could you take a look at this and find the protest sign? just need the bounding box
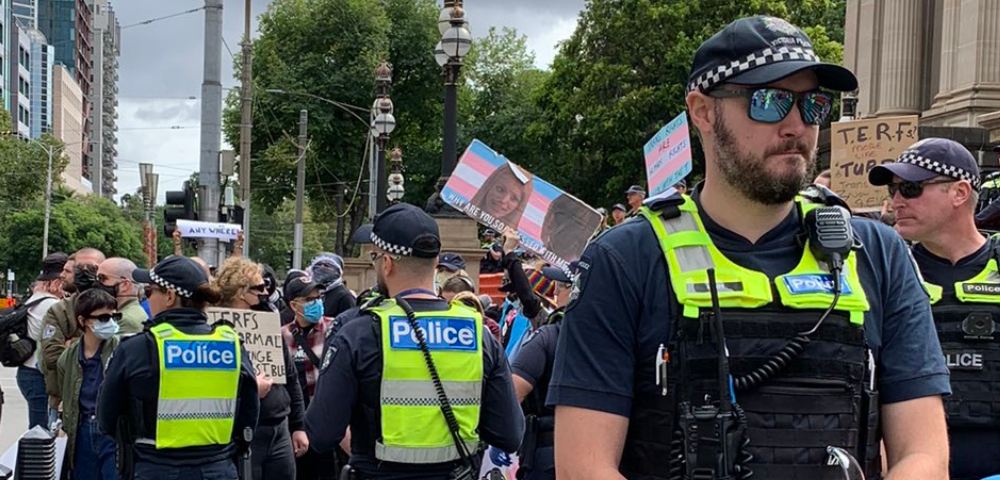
[442,140,604,269]
[830,116,919,212]
[644,112,693,196]
[207,307,286,383]
[177,219,242,242]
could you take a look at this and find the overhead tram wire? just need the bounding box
[122,6,208,30]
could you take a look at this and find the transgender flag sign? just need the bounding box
[442,140,604,269]
[644,111,693,196]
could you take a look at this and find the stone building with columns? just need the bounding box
[826,0,1000,167]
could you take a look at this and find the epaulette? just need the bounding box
[799,184,853,213]
[359,294,388,314]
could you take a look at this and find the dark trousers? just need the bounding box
[134,459,237,480]
[295,448,341,480]
[251,419,296,480]
[73,416,118,480]
[16,365,48,430]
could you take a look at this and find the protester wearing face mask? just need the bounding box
[307,253,356,320]
[57,289,121,480]
[40,247,106,412]
[215,257,308,480]
[96,257,148,335]
[16,253,67,430]
[281,274,345,480]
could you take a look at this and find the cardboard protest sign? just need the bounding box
[644,112,693,196]
[177,219,242,242]
[442,140,604,269]
[830,116,919,212]
[207,307,286,383]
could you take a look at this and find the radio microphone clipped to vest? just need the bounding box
[800,206,853,336]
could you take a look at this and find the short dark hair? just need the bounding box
[75,289,118,328]
[441,275,476,295]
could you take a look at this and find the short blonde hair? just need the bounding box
[214,257,263,307]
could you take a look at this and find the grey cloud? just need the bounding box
[132,101,200,123]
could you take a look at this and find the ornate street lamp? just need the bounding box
[387,147,405,204]
[371,62,395,213]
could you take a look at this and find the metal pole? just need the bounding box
[239,0,253,257]
[368,136,377,219]
[41,147,53,258]
[376,139,387,213]
[441,65,458,179]
[293,109,308,270]
[198,0,224,262]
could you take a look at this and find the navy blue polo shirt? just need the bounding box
[305,298,524,480]
[912,239,1000,480]
[79,341,106,417]
[548,194,951,417]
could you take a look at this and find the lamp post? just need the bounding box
[371,62,396,214]
[387,147,405,205]
[139,164,159,267]
[427,0,472,214]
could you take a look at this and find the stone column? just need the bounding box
[931,0,959,106]
[844,0,883,117]
[877,0,925,116]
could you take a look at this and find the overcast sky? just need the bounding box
[113,0,585,202]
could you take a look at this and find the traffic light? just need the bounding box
[163,181,197,237]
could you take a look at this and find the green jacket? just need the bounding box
[57,335,119,468]
[40,294,78,406]
[118,297,148,335]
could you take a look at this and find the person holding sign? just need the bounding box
[97,255,259,480]
[471,162,535,231]
[215,257,308,480]
[549,16,949,480]
[869,138,1000,480]
[304,203,523,480]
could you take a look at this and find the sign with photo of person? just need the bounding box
[442,140,604,269]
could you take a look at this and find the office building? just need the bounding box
[88,0,117,197]
[26,27,52,138]
[52,63,87,194]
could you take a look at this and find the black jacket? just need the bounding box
[258,338,306,432]
[321,284,356,319]
[98,308,260,466]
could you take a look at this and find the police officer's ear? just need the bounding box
[686,90,714,143]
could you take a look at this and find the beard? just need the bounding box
[712,115,815,205]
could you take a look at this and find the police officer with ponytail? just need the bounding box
[870,138,1000,480]
[549,16,950,480]
[304,203,523,480]
[98,255,260,480]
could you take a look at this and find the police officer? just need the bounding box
[869,138,999,480]
[624,185,646,218]
[98,255,260,480]
[549,16,951,480]
[304,203,523,480]
[510,263,577,480]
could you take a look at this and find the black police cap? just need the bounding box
[357,203,442,259]
[132,255,210,298]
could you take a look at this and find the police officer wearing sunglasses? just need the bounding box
[304,203,523,480]
[549,16,950,480]
[870,138,1000,480]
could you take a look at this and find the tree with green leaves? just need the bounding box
[524,0,848,209]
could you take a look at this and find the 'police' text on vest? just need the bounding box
[390,317,478,351]
[164,340,238,370]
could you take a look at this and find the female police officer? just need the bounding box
[98,255,260,480]
[304,203,523,480]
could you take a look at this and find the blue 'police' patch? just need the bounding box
[389,317,477,351]
[783,274,852,295]
[163,340,238,370]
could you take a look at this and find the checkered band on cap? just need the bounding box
[688,46,820,92]
[370,232,413,257]
[897,151,982,189]
[149,269,194,298]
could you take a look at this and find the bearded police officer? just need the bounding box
[98,256,260,480]
[548,16,950,480]
[304,203,523,480]
[869,138,999,480]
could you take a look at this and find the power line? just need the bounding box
[121,6,207,30]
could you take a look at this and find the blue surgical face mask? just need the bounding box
[302,299,324,323]
[93,319,119,340]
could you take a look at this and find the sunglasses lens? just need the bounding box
[888,182,924,199]
[801,92,834,125]
[749,89,794,123]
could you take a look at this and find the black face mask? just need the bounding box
[252,295,272,312]
[74,266,98,292]
[98,281,120,299]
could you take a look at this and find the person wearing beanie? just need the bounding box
[308,253,356,319]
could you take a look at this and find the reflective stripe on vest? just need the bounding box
[152,322,241,449]
[373,300,483,464]
[925,244,1000,305]
[638,197,870,322]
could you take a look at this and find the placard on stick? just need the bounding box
[830,116,919,212]
[644,112,693,196]
[207,307,286,383]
